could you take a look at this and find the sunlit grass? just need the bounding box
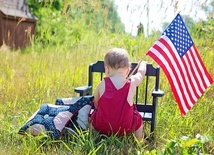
[1,0,214,153]
[0,30,213,154]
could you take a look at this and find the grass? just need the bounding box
[0,30,214,154]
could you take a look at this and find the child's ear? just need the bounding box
[105,66,109,76]
[126,68,130,76]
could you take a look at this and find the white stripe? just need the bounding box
[186,48,206,92]
[182,56,202,97]
[157,38,197,104]
[190,46,211,88]
[149,41,189,113]
[158,36,194,108]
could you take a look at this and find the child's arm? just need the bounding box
[130,61,147,86]
[93,80,105,108]
[127,61,147,105]
[93,85,100,108]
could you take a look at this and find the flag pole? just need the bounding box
[127,59,143,78]
[127,12,182,79]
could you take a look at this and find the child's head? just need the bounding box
[104,48,130,70]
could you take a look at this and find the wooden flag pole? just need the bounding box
[127,59,143,79]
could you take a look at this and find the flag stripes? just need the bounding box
[147,35,213,115]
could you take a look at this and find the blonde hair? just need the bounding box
[104,48,130,69]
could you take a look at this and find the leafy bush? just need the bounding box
[162,134,212,154]
[26,0,124,49]
[190,18,214,47]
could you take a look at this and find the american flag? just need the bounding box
[146,14,213,115]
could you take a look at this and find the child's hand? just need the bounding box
[138,61,147,72]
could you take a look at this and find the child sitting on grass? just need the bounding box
[90,47,147,142]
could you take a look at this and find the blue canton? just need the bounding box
[162,14,194,57]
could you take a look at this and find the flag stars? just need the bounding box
[163,15,194,57]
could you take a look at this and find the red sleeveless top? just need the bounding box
[91,77,142,136]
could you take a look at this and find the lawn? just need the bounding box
[0,31,213,154]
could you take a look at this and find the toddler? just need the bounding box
[90,48,147,141]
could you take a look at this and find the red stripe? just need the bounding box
[147,37,213,115]
[159,38,192,109]
[184,51,204,94]
[147,38,190,114]
[181,56,200,99]
[152,43,187,106]
[193,45,214,85]
[147,51,186,115]
[189,47,208,91]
